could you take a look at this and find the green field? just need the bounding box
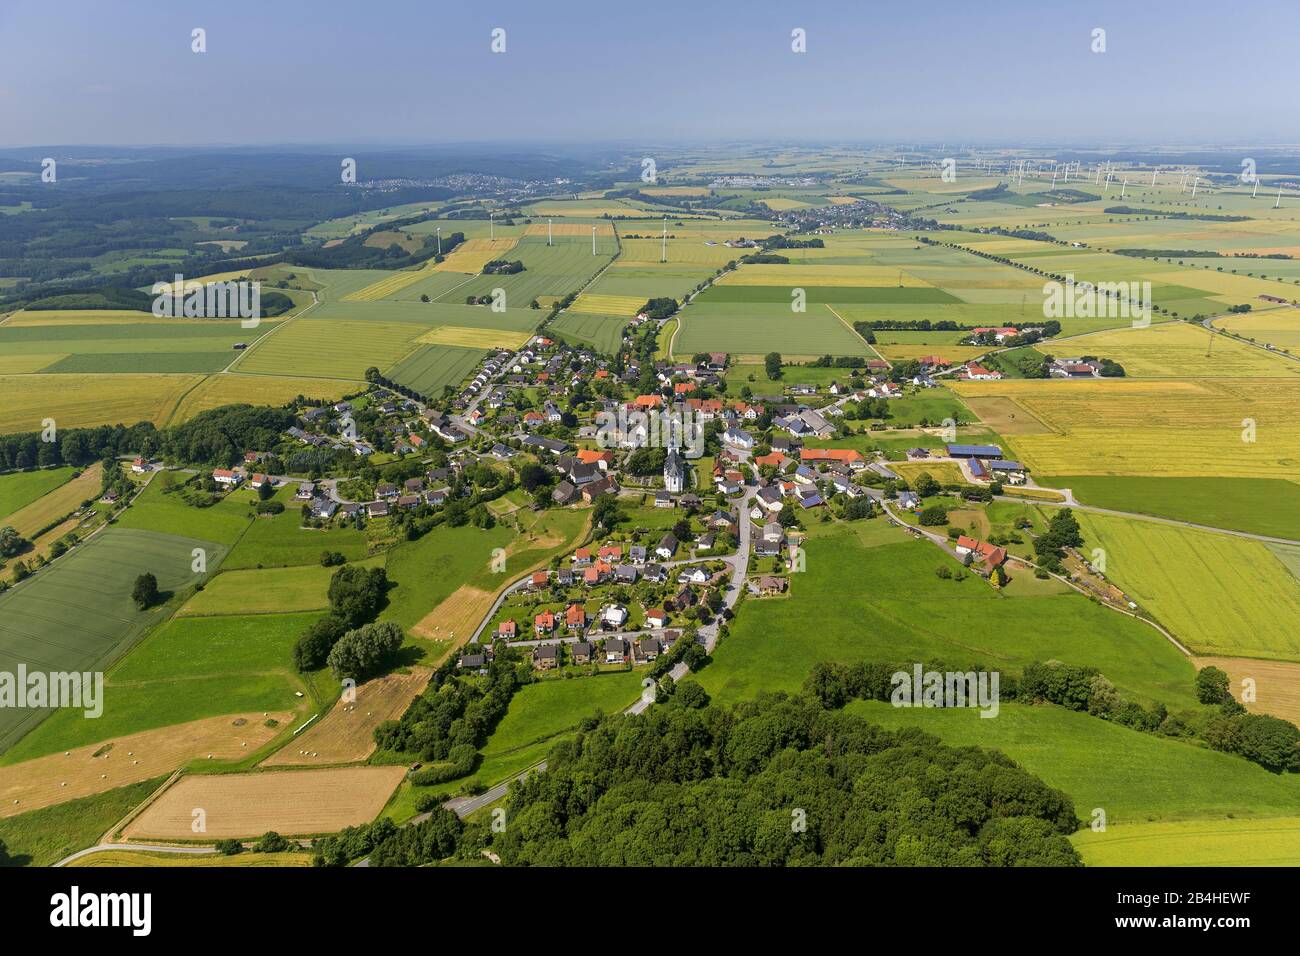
[0,528,226,752]
[0,467,75,523]
[178,558,381,615]
[1076,511,1300,660]
[695,523,1197,709]
[1052,475,1300,539]
[385,344,485,396]
[0,319,279,374]
[113,480,255,545]
[548,311,628,354]
[674,303,873,358]
[222,500,370,570]
[109,611,317,683]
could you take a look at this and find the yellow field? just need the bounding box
[1077,511,1300,660]
[891,460,966,485]
[1065,322,1300,378]
[525,205,630,219]
[0,354,64,373]
[123,766,407,840]
[165,372,358,425]
[0,712,293,818]
[959,395,1053,435]
[153,269,255,294]
[342,263,437,301]
[717,264,933,287]
[261,669,431,766]
[415,326,531,349]
[3,309,158,327]
[1216,310,1300,349]
[759,197,812,210]
[828,196,861,205]
[4,463,101,539]
[70,850,311,867]
[234,318,425,379]
[1192,656,1300,724]
[569,293,645,316]
[1072,817,1300,866]
[874,343,989,364]
[433,237,520,274]
[0,373,204,434]
[523,222,616,238]
[949,378,1300,478]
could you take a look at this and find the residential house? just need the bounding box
[532,643,560,671]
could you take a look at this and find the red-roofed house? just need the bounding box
[534,611,555,635]
[565,603,587,632]
[955,535,1008,569]
[800,449,865,469]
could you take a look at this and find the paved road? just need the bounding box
[1203,311,1299,362]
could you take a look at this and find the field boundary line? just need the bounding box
[223,289,319,375]
[825,304,884,360]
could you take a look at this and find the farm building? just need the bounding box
[946,444,1002,459]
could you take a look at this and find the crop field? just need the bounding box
[0,318,280,374]
[874,343,990,364]
[165,372,356,424]
[1191,656,1300,725]
[385,344,485,395]
[617,238,739,267]
[1064,322,1300,379]
[0,528,226,752]
[0,467,74,523]
[261,668,431,766]
[716,264,935,287]
[1215,309,1300,350]
[523,201,639,218]
[549,311,627,353]
[673,302,873,359]
[522,221,617,238]
[433,237,519,273]
[123,765,407,840]
[1046,476,1300,538]
[236,317,428,380]
[0,712,292,817]
[0,373,204,434]
[569,292,645,315]
[444,237,617,306]
[1071,817,1300,867]
[414,325,531,350]
[341,262,442,301]
[948,378,1300,478]
[1076,512,1300,661]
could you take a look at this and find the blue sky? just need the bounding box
[1,0,1296,146]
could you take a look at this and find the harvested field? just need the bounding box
[122,765,406,840]
[1192,657,1300,725]
[411,585,493,644]
[261,668,431,766]
[168,373,356,424]
[960,394,1053,435]
[0,712,291,818]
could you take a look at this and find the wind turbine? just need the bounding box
[1275,187,1283,209]
[592,226,597,255]
[547,219,553,246]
